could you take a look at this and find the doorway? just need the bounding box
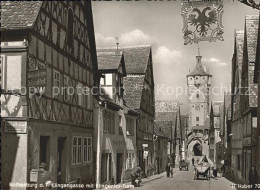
[116,153,123,184]
[57,137,66,187]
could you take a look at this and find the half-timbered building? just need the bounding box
[1,1,97,188]
[94,49,139,185]
[122,46,155,177]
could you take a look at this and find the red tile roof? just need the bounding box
[1,1,42,30]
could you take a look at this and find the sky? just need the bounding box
[91,1,259,115]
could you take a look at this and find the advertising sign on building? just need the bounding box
[5,120,27,134]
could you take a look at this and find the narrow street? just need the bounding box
[134,168,234,190]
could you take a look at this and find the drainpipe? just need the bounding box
[96,101,107,188]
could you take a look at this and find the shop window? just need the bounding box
[40,136,50,167]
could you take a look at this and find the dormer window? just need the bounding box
[67,8,74,47]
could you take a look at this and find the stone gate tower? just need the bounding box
[186,54,212,159]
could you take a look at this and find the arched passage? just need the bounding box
[193,143,202,156]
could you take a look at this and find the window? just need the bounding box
[77,82,84,106]
[67,8,74,47]
[126,117,134,135]
[196,117,199,121]
[158,139,161,150]
[72,137,82,164]
[119,115,123,135]
[101,74,113,86]
[125,152,135,169]
[237,155,240,170]
[53,70,61,98]
[103,111,115,134]
[40,136,50,167]
[83,137,92,163]
[64,75,70,101]
[196,93,199,98]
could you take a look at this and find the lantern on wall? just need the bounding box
[181,0,224,45]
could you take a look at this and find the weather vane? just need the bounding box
[181,0,224,45]
[115,36,119,50]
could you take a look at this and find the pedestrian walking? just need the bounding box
[192,158,195,166]
[165,163,171,178]
[249,166,259,190]
[130,166,142,187]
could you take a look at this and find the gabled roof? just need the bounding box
[97,45,151,74]
[123,76,145,110]
[254,16,260,83]
[122,46,151,74]
[154,125,168,139]
[245,15,259,63]
[155,112,177,122]
[187,56,211,77]
[154,120,173,139]
[1,1,43,30]
[97,51,123,70]
[235,30,245,73]
[243,15,259,108]
[97,50,126,76]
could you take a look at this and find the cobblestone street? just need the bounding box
[109,167,235,190]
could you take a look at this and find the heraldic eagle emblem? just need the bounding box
[181,0,224,45]
[188,7,218,37]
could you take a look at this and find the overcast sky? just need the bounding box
[92,1,259,114]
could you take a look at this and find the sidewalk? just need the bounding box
[101,168,179,190]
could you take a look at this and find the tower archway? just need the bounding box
[193,143,202,156]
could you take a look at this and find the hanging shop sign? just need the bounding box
[181,0,224,45]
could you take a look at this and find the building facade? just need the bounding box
[231,15,259,184]
[153,125,169,174]
[253,12,260,185]
[122,46,155,177]
[155,101,181,167]
[186,54,212,160]
[240,15,258,183]
[209,101,224,168]
[231,30,244,182]
[1,1,97,189]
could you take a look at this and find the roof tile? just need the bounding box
[1,1,42,30]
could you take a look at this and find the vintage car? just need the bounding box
[179,160,189,171]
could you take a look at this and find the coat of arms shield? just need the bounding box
[181,0,224,45]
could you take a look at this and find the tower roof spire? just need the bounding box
[186,51,212,77]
